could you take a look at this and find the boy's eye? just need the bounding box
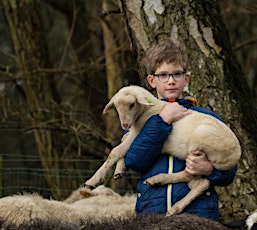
[157,74,169,82]
[173,72,183,77]
[158,74,168,79]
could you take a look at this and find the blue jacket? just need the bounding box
[124,98,237,221]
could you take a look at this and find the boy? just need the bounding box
[124,39,237,221]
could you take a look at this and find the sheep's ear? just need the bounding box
[79,188,94,198]
[145,97,154,104]
[103,99,115,114]
[136,96,154,105]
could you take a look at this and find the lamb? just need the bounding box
[84,85,241,216]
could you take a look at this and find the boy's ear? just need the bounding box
[147,75,156,89]
[185,72,191,84]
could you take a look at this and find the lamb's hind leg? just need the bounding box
[144,170,193,186]
[166,178,210,216]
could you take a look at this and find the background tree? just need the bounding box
[221,0,257,104]
[1,0,84,199]
[0,0,139,199]
[118,0,257,222]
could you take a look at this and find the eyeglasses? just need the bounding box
[153,71,186,83]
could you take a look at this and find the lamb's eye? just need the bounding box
[129,103,135,109]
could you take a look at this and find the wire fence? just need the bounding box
[0,154,139,199]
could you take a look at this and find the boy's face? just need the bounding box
[147,62,190,99]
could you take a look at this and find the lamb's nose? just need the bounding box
[122,123,129,129]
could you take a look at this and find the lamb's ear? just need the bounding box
[136,95,154,105]
[103,99,115,114]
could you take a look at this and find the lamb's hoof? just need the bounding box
[114,173,123,180]
[144,178,161,186]
[84,182,95,190]
[166,207,180,217]
[144,180,152,186]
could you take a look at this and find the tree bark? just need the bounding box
[119,0,257,222]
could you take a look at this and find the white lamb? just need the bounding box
[84,85,241,216]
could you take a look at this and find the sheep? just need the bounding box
[0,217,82,230]
[84,85,241,217]
[0,193,85,227]
[79,213,231,230]
[64,184,120,204]
[224,209,257,230]
[0,185,136,228]
[247,211,257,230]
[69,188,136,223]
[0,213,231,230]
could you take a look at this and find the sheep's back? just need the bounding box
[70,194,136,222]
[0,194,84,226]
[162,111,241,170]
[0,194,51,225]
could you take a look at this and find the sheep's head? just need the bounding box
[103,86,155,130]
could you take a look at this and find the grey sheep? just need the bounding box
[0,213,230,230]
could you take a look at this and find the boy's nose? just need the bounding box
[168,76,176,83]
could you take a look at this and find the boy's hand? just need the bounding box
[185,150,214,176]
[159,102,191,124]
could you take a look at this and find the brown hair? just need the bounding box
[142,38,188,74]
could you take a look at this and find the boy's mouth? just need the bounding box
[166,88,177,93]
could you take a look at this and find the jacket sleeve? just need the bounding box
[207,165,238,186]
[124,114,172,174]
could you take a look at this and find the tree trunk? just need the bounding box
[119,0,257,222]
[101,0,133,191]
[1,0,79,200]
[101,0,124,148]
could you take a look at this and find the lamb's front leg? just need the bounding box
[144,170,194,186]
[113,133,129,180]
[114,158,126,180]
[85,145,126,189]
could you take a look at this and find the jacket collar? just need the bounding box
[161,97,198,108]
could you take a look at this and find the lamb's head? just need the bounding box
[103,86,156,130]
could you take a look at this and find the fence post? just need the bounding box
[0,155,2,197]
